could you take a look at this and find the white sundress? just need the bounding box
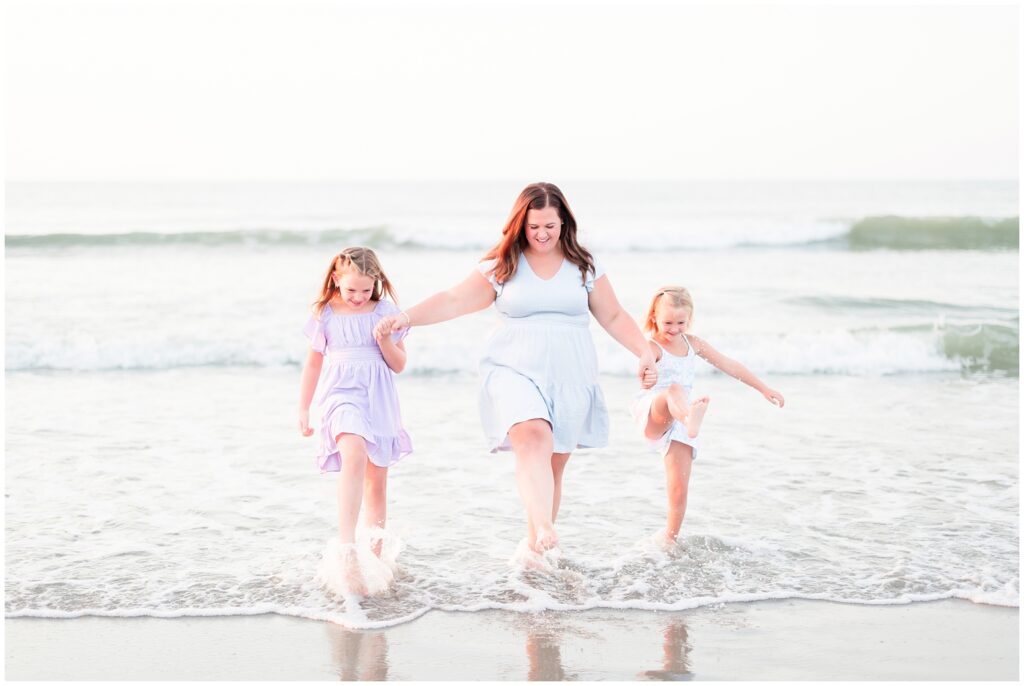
[630,336,700,460]
[476,256,609,454]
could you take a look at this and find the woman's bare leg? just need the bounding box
[508,419,558,552]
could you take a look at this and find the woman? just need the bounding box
[374,182,656,553]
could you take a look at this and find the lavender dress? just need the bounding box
[303,299,412,473]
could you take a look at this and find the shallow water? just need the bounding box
[5,180,1019,627]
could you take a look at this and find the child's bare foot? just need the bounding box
[368,529,384,559]
[654,528,677,550]
[686,396,710,438]
[665,384,691,424]
[341,544,368,595]
[532,524,559,553]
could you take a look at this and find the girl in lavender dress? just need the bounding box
[298,247,411,595]
[375,183,657,558]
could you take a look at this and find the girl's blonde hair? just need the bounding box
[643,286,694,334]
[312,246,398,316]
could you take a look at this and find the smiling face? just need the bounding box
[653,301,692,341]
[523,206,562,255]
[333,270,376,309]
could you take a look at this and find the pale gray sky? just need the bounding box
[5,1,1019,181]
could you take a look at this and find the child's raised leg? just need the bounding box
[647,385,711,440]
[663,441,694,542]
[362,462,388,558]
[686,397,710,439]
[645,383,691,440]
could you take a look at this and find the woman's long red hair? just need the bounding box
[482,182,595,286]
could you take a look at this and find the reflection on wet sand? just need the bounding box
[325,623,389,681]
[526,626,569,681]
[640,619,694,680]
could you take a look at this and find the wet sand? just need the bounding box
[4,598,1018,680]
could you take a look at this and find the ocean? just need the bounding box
[4,179,1018,628]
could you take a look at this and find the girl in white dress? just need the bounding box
[632,286,785,543]
[375,182,657,554]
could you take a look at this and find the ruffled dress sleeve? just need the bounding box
[584,256,606,293]
[377,300,410,343]
[302,308,329,354]
[476,259,503,295]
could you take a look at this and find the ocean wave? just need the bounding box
[842,216,1019,250]
[786,295,1018,318]
[6,322,1017,375]
[5,588,1018,630]
[6,215,1017,252]
[3,226,449,250]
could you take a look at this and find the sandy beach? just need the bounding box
[4,599,1017,680]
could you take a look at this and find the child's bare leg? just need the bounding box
[686,397,710,439]
[337,434,369,544]
[665,384,691,423]
[645,384,690,440]
[551,453,571,523]
[509,419,558,553]
[664,441,694,541]
[336,433,369,594]
[362,462,388,557]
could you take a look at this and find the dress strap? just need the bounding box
[649,339,665,361]
[681,334,694,356]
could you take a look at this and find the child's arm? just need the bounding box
[689,335,785,407]
[375,334,407,374]
[298,349,324,435]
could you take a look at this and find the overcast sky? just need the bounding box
[5,1,1019,181]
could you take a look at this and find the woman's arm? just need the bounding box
[588,274,650,358]
[690,335,785,407]
[588,274,657,388]
[376,336,407,373]
[298,349,324,435]
[375,269,496,336]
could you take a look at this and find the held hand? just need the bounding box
[638,351,658,390]
[298,409,314,436]
[373,315,404,340]
[764,389,785,408]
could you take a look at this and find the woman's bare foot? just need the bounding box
[686,396,710,438]
[532,524,559,553]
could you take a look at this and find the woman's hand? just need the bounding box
[639,350,658,389]
[298,409,314,436]
[373,315,404,340]
[763,389,785,407]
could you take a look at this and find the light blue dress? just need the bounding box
[476,256,609,454]
[630,336,700,460]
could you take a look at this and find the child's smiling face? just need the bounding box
[334,270,376,309]
[654,301,692,340]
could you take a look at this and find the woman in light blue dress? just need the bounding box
[374,183,657,553]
